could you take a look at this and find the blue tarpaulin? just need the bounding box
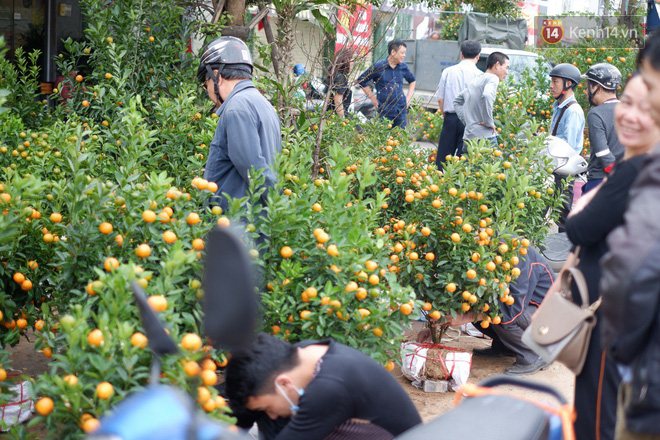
[649,0,660,32]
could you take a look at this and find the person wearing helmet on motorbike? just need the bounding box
[197,36,281,211]
[548,63,585,232]
[292,64,308,100]
[582,63,624,194]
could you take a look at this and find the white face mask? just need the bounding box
[274,382,304,416]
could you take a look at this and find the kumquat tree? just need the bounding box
[0,0,603,436]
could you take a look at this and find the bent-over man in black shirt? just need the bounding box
[225,333,422,440]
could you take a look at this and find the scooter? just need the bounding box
[397,375,574,440]
[301,77,368,120]
[541,135,588,271]
[544,135,588,177]
[352,85,377,120]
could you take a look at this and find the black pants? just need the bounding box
[573,317,621,440]
[553,173,574,233]
[476,305,539,365]
[436,112,464,170]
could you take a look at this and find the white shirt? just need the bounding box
[434,59,483,113]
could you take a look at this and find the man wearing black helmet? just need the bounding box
[197,37,281,211]
[582,63,624,194]
[548,63,585,231]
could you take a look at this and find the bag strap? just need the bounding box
[560,266,601,311]
[573,245,581,262]
[551,100,577,136]
[560,267,589,306]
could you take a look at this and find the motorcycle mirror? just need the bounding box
[130,281,179,357]
[202,225,258,352]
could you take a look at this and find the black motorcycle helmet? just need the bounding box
[583,63,622,106]
[549,63,582,99]
[583,63,622,90]
[197,36,253,103]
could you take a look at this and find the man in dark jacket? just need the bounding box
[600,30,660,439]
[197,37,281,212]
[472,245,554,375]
[424,246,554,376]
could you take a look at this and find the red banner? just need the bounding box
[519,1,540,39]
[335,2,372,55]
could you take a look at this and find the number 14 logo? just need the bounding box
[541,20,564,44]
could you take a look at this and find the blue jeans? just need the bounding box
[381,108,408,129]
[582,179,603,195]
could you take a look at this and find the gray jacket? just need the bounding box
[600,144,660,434]
[203,80,281,211]
[586,101,624,180]
[453,72,499,140]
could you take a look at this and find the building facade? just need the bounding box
[1,0,83,82]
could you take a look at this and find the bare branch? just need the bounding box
[212,0,226,24]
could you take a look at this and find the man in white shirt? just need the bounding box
[434,40,482,170]
[454,52,510,148]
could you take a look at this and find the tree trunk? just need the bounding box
[271,1,296,125]
[218,0,250,39]
[617,0,635,30]
[276,2,295,80]
[258,2,280,78]
[225,0,246,27]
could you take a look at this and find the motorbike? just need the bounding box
[299,76,375,122]
[397,375,574,440]
[543,135,588,177]
[351,84,377,120]
[90,225,575,440]
[540,135,588,272]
